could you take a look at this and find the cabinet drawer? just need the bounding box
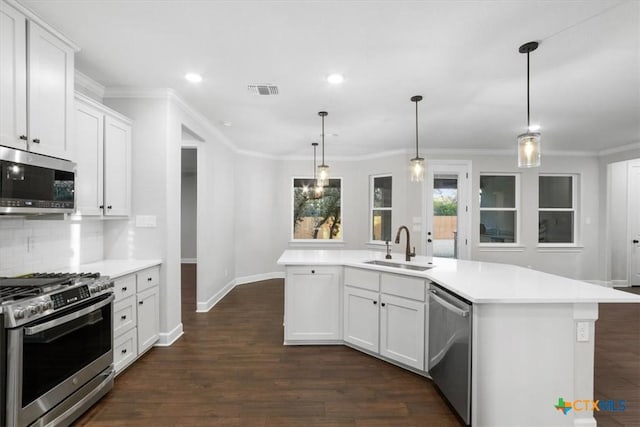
[381,273,425,301]
[113,274,136,301]
[344,267,379,292]
[113,295,136,338]
[137,266,160,292]
[114,327,137,375]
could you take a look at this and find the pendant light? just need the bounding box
[517,41,541,168]
[311,142,323,197]
[316,111,330,187]
[409,95,425,182]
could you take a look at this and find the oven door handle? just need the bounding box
[24,295,114,336]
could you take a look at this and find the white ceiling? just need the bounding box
[22,0,640,158]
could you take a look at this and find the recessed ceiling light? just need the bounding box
[185,73,203,83]
[327,73,344,84]
[222,121,232,127]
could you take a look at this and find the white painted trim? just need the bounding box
[573,418,597,427]
[598,141,640,157]
[74,70,106,100]
[235,272,285,285]
[584,280,614,288]
[181,258,197,264]
[612,279,629,288]
[74,91,132,124]
[5,0,80,51]
[196,279,235,312]
[155,323,184,346]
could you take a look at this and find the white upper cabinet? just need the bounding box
[0,2,27,149]
[0,1,75,159]
[75,94,132,217]
[27,21,74,159]
[103,115,131,216]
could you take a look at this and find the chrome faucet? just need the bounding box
[395,226,416,262]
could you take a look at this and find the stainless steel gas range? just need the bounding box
[0,273,115,427]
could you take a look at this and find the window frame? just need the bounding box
[478,173,521,247]
[369,174,393,244]
[290,176,344,243]
[538,173,579,247]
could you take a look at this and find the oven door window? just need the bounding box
[21,297,112,407]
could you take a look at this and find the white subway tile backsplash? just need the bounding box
[0,218,104,276]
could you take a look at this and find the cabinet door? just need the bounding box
[0,3,27,149]
[380,294,425,370]
[137,286,159,354]
[343,286,379,353]
[284,266,341,342]
[103,115,131,216]
[74,100,104,215]
[27,21,74,159]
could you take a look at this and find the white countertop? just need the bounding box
[277,250,640,304]
[58,259,162,279]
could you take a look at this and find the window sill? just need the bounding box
[289,240,346,247]
[537,245,584,253]
[477,244,525,252]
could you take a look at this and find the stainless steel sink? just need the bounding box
[364,260,433,271]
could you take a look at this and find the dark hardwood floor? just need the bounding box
[73,271,639,426]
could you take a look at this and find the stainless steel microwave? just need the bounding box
[0,146,76,214]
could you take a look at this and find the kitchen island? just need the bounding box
[277,249,640,427]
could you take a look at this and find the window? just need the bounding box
[479,174,519,244]
[292,178,342,240]
[370,175,392,242]
[538,175,577,244]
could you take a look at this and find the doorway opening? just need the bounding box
[424,161,471,259]
[181,130,200,314]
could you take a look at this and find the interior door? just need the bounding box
[630,160,640,286]
[424,161,471,259]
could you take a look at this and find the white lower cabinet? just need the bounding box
[379,294,425,370]
[284,266,342,343]
[343,286,379,353]
[112,265,160,375]
[342,267,426,371]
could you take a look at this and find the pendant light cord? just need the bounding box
[415,99,419,157]
[527,51,531,129]
[321,115,325,164]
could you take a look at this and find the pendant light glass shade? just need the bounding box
[311,142,323,197]
[518,41,541,168]
[517,132,541,168]
[410,157,425,182]
[316,111,330,186]
[409,95,425,182]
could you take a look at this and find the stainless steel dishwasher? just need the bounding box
[428,282,472,425]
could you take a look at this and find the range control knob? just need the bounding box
[45,301,54,311]
[37,302,47,313]
[14,307,25,320]
[28,305,38,315]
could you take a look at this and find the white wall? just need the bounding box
[235,151,603,281]
[0,217,104,277]
[180,171,197,261]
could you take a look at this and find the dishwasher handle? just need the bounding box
[429,290,469,318]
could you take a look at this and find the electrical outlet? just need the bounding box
[577,322,589,342]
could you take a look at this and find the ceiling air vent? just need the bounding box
[248,84,279,95]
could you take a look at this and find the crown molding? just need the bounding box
[7,0,80,51]
[74,70,106,100]
[597,141,640,157]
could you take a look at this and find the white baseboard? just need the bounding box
[612,279,629,288]
[156,323,184,346]
[181,258,197,264]
[584,280,614,288]
[195,272,284,313]
[573,417,597,427]
[235,271,285,286]
[196,278,235,312]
